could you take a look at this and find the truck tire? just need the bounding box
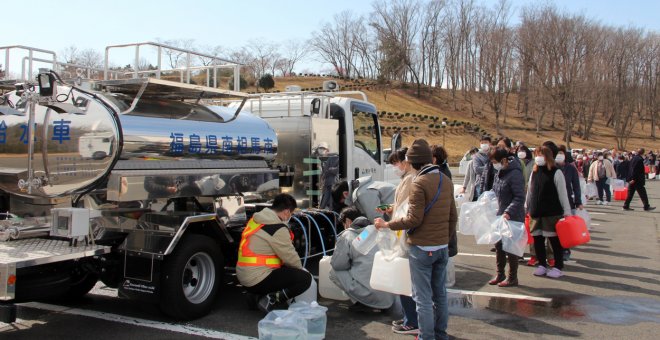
[159,234,224,320]
[65,271,99,299]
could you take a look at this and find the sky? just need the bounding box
[2,0,659,75]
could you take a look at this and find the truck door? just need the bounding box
[349,102,382,181]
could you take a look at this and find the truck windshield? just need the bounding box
[351,102,380,163]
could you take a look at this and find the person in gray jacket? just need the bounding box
[472,136,493,199]
[488,148,526,287]
[331,177,396,222]
[330,207,396,311]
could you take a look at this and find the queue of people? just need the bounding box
[235,137,655,340]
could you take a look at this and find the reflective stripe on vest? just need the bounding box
[237,218,284,268]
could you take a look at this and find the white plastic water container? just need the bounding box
[369,250,412,296]
[288,301,328,340]
[258,310,307,340]
[318,256,350,301]
[351,225,379,255]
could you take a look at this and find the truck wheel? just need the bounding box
[65,271,99,299]
[159,234,224,320]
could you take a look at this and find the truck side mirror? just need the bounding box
[310,98,321,115]
[391,132,401,152]
[37,72,56,98]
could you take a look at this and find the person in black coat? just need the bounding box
[488,148,525,287]
[623,148,655,211]
[616,155,630,180]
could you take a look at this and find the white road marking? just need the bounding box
[589,212,606,215]
[447,289,553,303]
[17,302,257,340]
[456,253,496,258]
[591,223,601,226]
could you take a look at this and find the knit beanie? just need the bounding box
[406,139,433,164]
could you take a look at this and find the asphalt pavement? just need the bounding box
[2,172,659,339]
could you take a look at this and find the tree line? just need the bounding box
[311,0,660,149]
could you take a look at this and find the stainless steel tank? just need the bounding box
[0,86,277,198]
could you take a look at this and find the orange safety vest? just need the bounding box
[236,218,294,268]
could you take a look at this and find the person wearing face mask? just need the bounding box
[466,136,492,200]
[557,145,583,262]
[526,146,572,279]
[488,148,525,287]
[616,155,630,180]
[236,194,314,312]
[460,147,480,202]
[587,152,616,205]
[383,147,421,335]
[330,207,396,313]
[516,145,534,188]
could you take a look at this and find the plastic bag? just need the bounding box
[475,214,503,245]
[458,201,479,235]
[391,199,410,256]
[575,209,592,230]
[445,257,455,287]
[376,228,398,258]
[500,219,528,257]
[610,179,625,191]
[586,182,598,198]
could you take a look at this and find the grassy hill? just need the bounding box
[242,76,658,162]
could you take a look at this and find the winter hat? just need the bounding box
[406,139,433,164]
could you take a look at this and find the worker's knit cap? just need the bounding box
[406,139,433,164]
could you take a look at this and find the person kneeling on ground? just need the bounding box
[330,207,396,312]
[236,193,314,312]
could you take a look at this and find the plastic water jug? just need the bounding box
[369,250,412,296]
[555,216,590,248]
[258,310,307,340]
[318,256,349,301]
[524,214,533,244]
[288,301,328,340]
[614,187,628,201]
[352,225,379,255]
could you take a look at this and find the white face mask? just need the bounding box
[517,151,526,159]
[583,156,588,161]
[493,162,503,171]
[535,156,546,166]
[598,156,604,161]
[394,167,405,177]
[480,143,490,152]
[555,154,565,164]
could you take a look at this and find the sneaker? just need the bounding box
[546,268,563,278]
[623,207,634,211]
[644,206,656,211]
[533,265,548,276]
[596,201,603,205]
[392,324,419,335]
[526,256,538,267]
[603,201,609,206]
[392,319,404,327]
[548,259,556,267]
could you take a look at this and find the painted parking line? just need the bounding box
[456,252,496,258]
[589,212,606,215]
[447,289,553,303]
[16,302,257,340]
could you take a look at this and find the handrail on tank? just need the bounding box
[0,45,57,81]
[21,56,122,81]
[104,42,242,91]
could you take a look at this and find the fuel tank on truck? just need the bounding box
[0,86,278,199]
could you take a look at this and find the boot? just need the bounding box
[489,247,507,285]
[499,256,519,287]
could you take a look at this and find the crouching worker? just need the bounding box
[236,193,314,312]
[330,207,396,312]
